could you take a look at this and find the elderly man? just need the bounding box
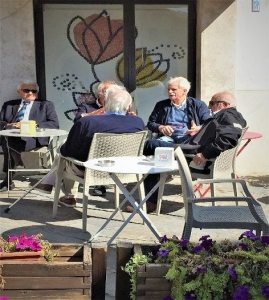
[74,80,116,122]
[134,90,246,214]
[187,91,247,171]
[37,85,145,207]
[143,76,210,155]
[0,81,59,191]
[125,76,210,213]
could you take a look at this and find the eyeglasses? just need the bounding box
[209,100,226,107]
[22,89,38,94]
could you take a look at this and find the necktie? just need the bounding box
[16,101,29,121]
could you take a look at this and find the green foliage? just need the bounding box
[122,253,152,300]
[124,231,269,300]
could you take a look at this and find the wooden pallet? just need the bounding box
[0,244,91,300]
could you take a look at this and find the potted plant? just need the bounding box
[124,231,269,300]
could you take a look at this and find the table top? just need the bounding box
[0,128,68,138]
[242,131,262,140]
[84,156,179,175]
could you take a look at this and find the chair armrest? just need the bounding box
[59,154,86,167]
[194,178,253,197]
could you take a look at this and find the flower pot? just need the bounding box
[0,251,43,260]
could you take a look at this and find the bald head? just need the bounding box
[209,91,236,112]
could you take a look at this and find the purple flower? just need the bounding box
[163,296,173,300]
[157,249,170,257]
[238,243,249,251]
[160,235,168,243]
[195,267,207,275]
[185,293,197,300]
[232,285,250,300]
[200,238,213,250]
[199,235,211,241]
[193,245,203,254]
[239,231,259,241]
[262,286,269,298]
[228,266,237,281]
[0,297,9,300]
[179,239,189,249]
[261,236,269,245]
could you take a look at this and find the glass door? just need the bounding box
[133,4,189,123]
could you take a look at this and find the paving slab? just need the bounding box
[1,175,268,246]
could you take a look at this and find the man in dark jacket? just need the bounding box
[38,85,145,207]
[144,76,210,155]
[187,91,247,171]
[0,81,59,191]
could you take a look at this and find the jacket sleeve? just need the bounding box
[38,101,59,129]
[147,101,166,133]
[201,111,246,159]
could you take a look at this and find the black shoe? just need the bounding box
[91,185,106,196]
[0,181,15,192]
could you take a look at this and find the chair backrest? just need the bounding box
[192,126,249,180]
[210,126,248,179]
[85,130,148,185]
[174,147,195,218]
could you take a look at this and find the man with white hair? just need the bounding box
[38,85,145,207]
[0,80,59,191]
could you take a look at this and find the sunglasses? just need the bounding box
[209,100,226,106]
[22,89,38,94]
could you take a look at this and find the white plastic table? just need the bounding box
[85,156,178,245]
[0,128,68,212]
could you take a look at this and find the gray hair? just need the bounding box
[105,85,132,113]
[167,77,191,93]
[17,80,39,92]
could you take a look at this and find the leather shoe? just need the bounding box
[146,202,157,213]
[91,185,106,196]
[59,196,77,207]
[34,183,53,194]
[0,181,15,192]
[124,202,157,214]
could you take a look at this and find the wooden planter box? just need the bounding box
[0,244,91,300]
[134,245,171,300]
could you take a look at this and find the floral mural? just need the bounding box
[51,9,186,121]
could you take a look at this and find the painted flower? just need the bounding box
[117,47,170,88]
[68,10,124,65]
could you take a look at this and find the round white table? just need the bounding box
[0,128,68,212]
[85,156,178,245]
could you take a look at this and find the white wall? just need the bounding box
[234,0,269,175]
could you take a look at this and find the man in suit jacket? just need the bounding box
[38,85,145,207]
[0,81,59,191]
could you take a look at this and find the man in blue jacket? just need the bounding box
[144,76,210,155]
[0,81,59,191]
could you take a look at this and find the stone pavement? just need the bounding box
[0,174,268,246]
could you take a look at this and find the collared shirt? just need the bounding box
[18,99,34,120]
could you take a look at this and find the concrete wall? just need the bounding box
[0,0,268,176]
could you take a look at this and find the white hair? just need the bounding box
[167,77,191,93]
[17,80,39,91]
[105,85,132,113]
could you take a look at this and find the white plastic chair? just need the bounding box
[156,127,248,214]
[53,131,148,231]
[174,147,269,240]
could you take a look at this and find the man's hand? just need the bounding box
[192,153,206,165]
[6,122,21,129]
[158,125,174,136]
[187,120,200,136]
